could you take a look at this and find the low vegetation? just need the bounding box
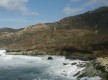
[0,6,108,59]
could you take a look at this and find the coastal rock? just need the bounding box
[77,63,86,67]
[94,57,108,73]
[77,60,108,80]
[71,62,77,65]
[47,57,53,60]
[63,63,69,66]
[73,71,80,77]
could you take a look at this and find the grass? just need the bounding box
[1,28,106,59]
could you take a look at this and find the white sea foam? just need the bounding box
[80,76,102,80]
[0,50,102,80]
[0,50,6,56]
[12,55,42,60]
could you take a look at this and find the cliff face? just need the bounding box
[0,7,108,56]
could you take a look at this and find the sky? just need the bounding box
[0,0,108,29]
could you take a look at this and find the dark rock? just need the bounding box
[63,63,69,66]
[73,71,80,77]
[78,62,108,80]
[77,63,86,67]
[71,62,77,65]
[47,57,53,60]
[95,64,106,72]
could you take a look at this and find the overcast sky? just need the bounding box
[0,0,108,28]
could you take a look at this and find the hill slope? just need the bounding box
[0,6,108,58]
[48,6,108,33]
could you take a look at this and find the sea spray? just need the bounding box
[0,50,101,80]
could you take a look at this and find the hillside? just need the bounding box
[48,6,108,34]
[0,6,108,58]
[0,28,21,35]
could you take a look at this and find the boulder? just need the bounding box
[71,62,77,65]
[94,57,108,73]
[77,63,86,67]
[73,71,80,77]
[63,63,69,66]
[47,57,53,60]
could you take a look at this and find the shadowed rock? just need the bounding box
[63,63,69,66]
[47,57,53,60]
[71,62,77,65]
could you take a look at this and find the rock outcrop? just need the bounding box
[47,57,53,60]
[94,57,108,73]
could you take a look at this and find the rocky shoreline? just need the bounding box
[6,50,96,61]
[94,57,108,73]
[4,50,108,80]
[47,56,108,80]
[77,57,108,80]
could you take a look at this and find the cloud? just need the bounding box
[84,0,108,7]
[0,0,39,16]
[64,0,108,15]
[63,6,83,15]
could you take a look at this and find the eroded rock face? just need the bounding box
[95,57,108,73]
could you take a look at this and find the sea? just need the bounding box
[0,50,101,80]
